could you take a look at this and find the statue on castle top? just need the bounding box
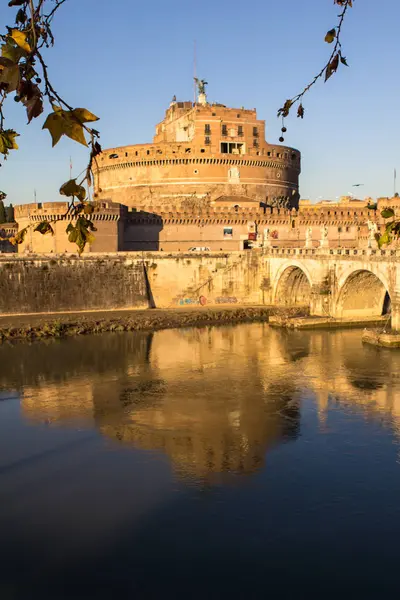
[194,78,208,95]
[306,226,312,241]
[320,224,328,240]
[172,95,177,102]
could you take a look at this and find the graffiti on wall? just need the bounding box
[215,296,238,304]
[178,296,207,306]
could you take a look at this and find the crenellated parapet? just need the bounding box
[15,200,126,223]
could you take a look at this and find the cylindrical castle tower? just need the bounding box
[93,93,301,211]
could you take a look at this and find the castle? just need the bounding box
[93,82,301,211]
[7,85,399,254]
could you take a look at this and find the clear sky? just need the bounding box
[0,0,399,205]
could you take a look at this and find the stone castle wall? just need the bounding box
[0,252,265,314]
[122,203,380,252]
[94,143,300,209]
[0,255,149,314]
[12,200,385,254]
[14,201,125,254]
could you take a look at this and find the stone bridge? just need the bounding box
[263,247,400,329]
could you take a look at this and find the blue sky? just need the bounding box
[0,0,398,205]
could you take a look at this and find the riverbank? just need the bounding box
[0,306,307,342]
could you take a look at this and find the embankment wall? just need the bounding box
[0,252,266,315]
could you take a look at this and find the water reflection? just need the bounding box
[2,325,400,479]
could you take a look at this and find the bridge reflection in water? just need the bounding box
[1,324,399,480]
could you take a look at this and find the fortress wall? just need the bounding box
[0,252,267,314]
[0,256,149,314]
[94,146,301,209]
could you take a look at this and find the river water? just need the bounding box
[1,324,400,598]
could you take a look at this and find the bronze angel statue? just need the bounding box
[194,78,208,95]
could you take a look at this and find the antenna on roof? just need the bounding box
[193,40,197,104]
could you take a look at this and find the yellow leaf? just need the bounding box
[43,110,88,147]
[67,120,87,146]
[73,108,99,123]
[2,130,19,150]
[325,29,336,44]
[11,29,31,53]
[42,111,65,146]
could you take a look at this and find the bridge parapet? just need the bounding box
[264,247,400,260]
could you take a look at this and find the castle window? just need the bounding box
[201,148,205,153]
[147,150,150,155]
[237,114,241,118]
[109,153,118,159]
[212,112,216,116]
[194,169,199,174]
[125,152,128,157]
[267,151,271,157]
[185,148,191,153]
[253,139,259,148]
[205,136,211,145]
[291,153,296,160]
[222,124,228,136]
[205,124,211,135]
[253,127,259,137]
[346,226,350,232]
[238,125,243,137]
[220,142,244,154]
[338,227,342,233]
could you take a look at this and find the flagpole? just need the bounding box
[69,156,72,180]
[394,168,397,197]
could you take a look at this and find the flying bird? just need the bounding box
[352,184,364,187]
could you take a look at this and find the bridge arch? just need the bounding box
[273,262,313,307]
[336,268,391,319]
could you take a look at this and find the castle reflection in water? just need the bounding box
[3,324,400,481]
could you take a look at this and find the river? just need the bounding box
[1,324,400,598]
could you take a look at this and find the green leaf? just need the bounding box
[66,216,96,254]
[59,179,86,200]
[381,208,395,219]
[325,29,336,43]
[0,130,19,156]
[1,38,24,62]
[34,221,54,236]
[83,202,94,215]
[0,59,20,92]
[378,231,391,248]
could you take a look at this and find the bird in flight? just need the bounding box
[352,184,364,187]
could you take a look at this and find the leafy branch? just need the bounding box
[277,0,353,141]
[0,0,102,253]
